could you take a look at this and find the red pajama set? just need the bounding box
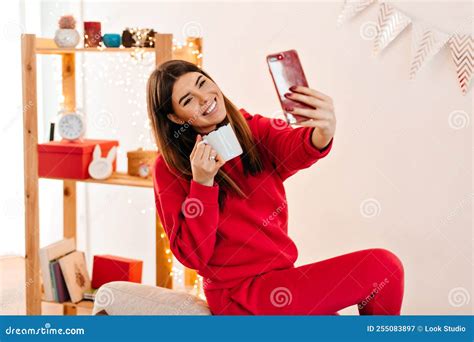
[153,109,404,315]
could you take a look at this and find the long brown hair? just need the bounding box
[146,60,264,210]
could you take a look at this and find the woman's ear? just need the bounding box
[167,113,185,125]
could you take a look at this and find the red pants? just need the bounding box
[204,248,404,315]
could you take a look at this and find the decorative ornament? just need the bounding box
[54,15,80,48]
[121,28,155,48]
[337,0,375,27]
[127,148,157,178]
[336,0,472,94]
[102,33,121,48]
[409,23,450,79]
[88,144,117,180]
[448,34,474,95]
[84,21,102,48]
[373,2,411,54]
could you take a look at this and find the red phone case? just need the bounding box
[267,49,312,124]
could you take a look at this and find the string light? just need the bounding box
[69,35,202,292]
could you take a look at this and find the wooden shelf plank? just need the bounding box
[36,46,155,55]
[40,172,153,188]
[42,299,94,308]
[35,38,155,54]
[42,300,93,315]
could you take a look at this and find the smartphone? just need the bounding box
[267,50,312,124]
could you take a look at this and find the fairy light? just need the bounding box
[72,35,203,292]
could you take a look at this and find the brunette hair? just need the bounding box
[146,60,264,210]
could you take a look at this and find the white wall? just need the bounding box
[2,0,472,315]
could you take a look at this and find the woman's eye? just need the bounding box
[199,80,206,88]
[183,98,191,106]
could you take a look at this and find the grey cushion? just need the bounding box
[92,281,212,315]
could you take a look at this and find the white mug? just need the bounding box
[199,123,243,162]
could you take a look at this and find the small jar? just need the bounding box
[102,33,121,48]
[84,22,101,47]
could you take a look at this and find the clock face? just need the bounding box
[58,113,84,140]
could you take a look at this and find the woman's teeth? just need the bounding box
[204,100,217,115]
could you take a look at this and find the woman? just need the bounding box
[147,60,404,315]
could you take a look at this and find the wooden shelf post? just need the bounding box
[154,33,174,289]
[62,53,77,241]
[21,33,41,315]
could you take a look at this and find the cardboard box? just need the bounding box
[38,139,119,180]
[91,255,143,289]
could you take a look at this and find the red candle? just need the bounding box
[84,22,101,47]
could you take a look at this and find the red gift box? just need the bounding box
[38,139,119,180]
[91,255,143,289]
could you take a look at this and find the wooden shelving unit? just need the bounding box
[44,172,153,188]
[21,33,200,315]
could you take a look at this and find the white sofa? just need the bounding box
[92,281,212,315]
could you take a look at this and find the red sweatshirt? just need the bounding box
[152,108,333,290]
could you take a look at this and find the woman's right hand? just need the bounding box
[190,134,226,186]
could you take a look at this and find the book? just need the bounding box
[59,251,91,303]
[51,260,70,303]
[83,288,98,301]
[39,238,76,301]
[49,262,58,302]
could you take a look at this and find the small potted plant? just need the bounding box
[54,15,80,48]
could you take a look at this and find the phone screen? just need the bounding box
[268,60,290,103]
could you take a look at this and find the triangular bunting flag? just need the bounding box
[409,23,450,79]
[448,34,474,95]
[374,2,412,54]
[337,0,375,27]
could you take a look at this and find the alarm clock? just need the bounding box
[57,110,85,141]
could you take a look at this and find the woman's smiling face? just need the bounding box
[167,71,227,134]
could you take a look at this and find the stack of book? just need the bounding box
[39,238,93,303]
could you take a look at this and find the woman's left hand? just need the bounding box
[284,86,336,150]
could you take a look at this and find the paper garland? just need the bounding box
[337,0,473,94]
[374,2,411,54]
[410,23,450,79]
[448,34,474,95]
[337,0,375,27]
